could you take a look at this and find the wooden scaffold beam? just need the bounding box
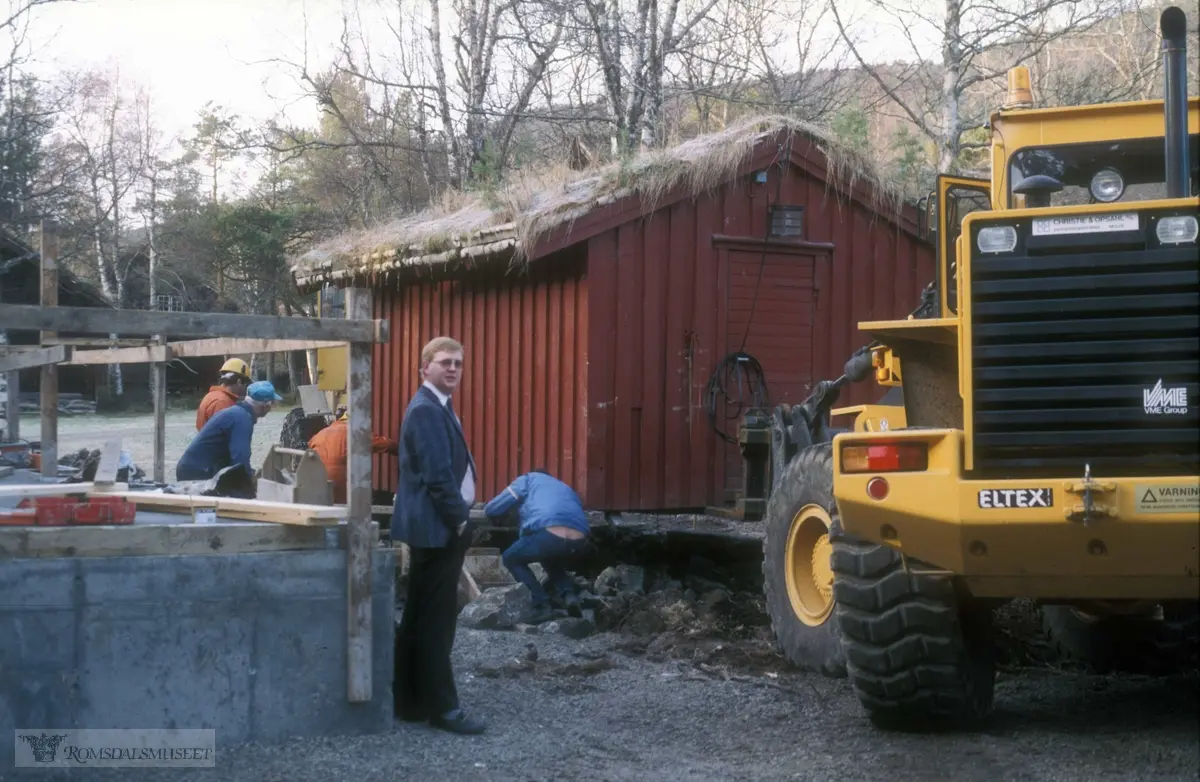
[0,305,388,344]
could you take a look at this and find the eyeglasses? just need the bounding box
[435,358,464,369]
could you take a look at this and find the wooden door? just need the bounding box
[718,243,817,502]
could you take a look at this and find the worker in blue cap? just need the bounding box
[176,380,283,485]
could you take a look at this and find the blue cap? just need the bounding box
[247,381,283,402]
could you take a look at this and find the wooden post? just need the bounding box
[4,365,18,442]
[345,287,374,703]
[153,335,167,483]
[39,221,58,480]
[0,272,13,442]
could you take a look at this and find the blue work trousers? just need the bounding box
[501,530,588,608]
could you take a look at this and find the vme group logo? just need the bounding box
[1143,379,1188,416]
[15,729,216,769]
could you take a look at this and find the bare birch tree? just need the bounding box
[47,68,149,394]
[571,0,730,152]
[673,0,848,135]
[830,0,1134,173]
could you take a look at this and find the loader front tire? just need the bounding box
[831,531,995,729]
[762,443,847,677]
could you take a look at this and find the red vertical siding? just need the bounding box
[584,141,935,510]
[370,247,589,503]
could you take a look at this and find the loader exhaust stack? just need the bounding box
[1160,6,1190,199]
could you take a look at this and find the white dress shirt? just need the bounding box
[422,380,475,506]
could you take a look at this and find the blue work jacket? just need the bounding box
[177,400,257,479]
[483,472,590,537]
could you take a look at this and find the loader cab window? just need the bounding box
[940,182,991,314]
[1007,134,1200,208]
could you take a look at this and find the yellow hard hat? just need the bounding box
[220,358,250,380]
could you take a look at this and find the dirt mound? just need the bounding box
[584,565,785,676]
[590,570,1081,677]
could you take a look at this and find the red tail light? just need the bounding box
[842,442,928,474]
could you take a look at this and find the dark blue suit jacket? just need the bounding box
[391,385,476,549]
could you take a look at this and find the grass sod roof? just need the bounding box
[288,114,910,290]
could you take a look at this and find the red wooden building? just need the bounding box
[292,118,935,511]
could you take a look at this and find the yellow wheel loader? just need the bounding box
[762,5,1199,727]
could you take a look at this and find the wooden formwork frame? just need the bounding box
[0,221,388,704]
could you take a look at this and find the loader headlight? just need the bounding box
[976,225,1018,254]
[1155,215,1199,244]
[1088,168,1125,202]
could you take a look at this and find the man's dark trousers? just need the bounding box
[395,530,469,719]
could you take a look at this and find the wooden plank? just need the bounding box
[44,337,154,347]
[0,345,68,373]
[153,336,167,483]
[345,286,373,703]
[93,439,121,486]
[40,221,58,481]
[0,304,389,344]
[169,337,348,358]
[69,338,362,366]
[0,482,127,498]
[0,520,379,560]
[85,489,345,524]
[458,567,481,602]
[66,345,168,365]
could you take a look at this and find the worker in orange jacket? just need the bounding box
[309,409,399,504]
[196,358,252,431]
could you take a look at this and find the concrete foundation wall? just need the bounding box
[0,549,395,770]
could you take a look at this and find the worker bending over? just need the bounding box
[484,468,590,623]
[177,381,283,484]
[308,408,399,504]
[196,358,251,430]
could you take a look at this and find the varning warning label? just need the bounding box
[1135,484,1200,514]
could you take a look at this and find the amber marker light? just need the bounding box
[841,442,929,474]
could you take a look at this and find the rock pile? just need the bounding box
[459,555,777,672]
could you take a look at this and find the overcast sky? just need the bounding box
[24,0,346,141]
[21,0,916,148]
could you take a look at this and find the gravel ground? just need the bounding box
[11,627,1197,782]
[16,408,289,478]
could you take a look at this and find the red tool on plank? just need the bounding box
[0,496,136,526]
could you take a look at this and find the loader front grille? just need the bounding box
[967,215,1200,478]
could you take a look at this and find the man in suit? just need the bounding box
[391,336,485,735]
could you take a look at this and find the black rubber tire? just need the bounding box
[1042,602,1200,674]
[831,530,996,729]
[280,408,330,450]
[762,443,847,677]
